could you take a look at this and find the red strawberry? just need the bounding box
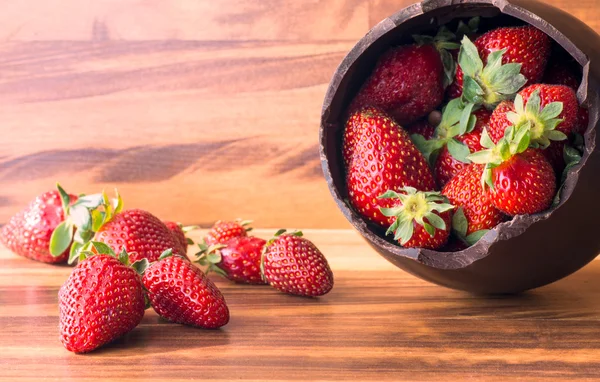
[542,61,580,90]
[261,231,333,297]
[405,119,436,140]
[434,108,489,186]
[204,220,251,246]
[142,253,229,328]
[348,44,444,125]
[487,100,516,144]
[453,26,550,104]
[379,188,453,249]
[468,127,556,216]
[197,236,267,284]
[488,86,577,144]
[163,221,195,252]
[59,254,145,353]
[442,164,504,235]
[488,149,556,215]
[487,85,578,173]
[94,209,188,263]
[519,84,579,135]
[0,189,77,264]
[346,107,436,228]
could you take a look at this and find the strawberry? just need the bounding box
[164,221,188,251]
[433,108,489,186]
[0,188,78,264]
[261,230,333,297]
[488,86,577,144]
[196,236,267,285]
[142,252,229,329]
[204,220,252,246]
[379,187,454,249]
[94,209,188,263]
[542,61,580,90]
[59,252,146,353]
[348,44,445,125]
[468,126,556,216]
[442,164,505,239]
[345,107,436,228]
[406,120,436,140]
[489,149,555,215]
[487,86,577,173]
[454,26,550,107]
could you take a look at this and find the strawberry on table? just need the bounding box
[204,219,252,246]
[58,249,146,353]
[261,230,333,297]
[468,126,556,216]
[345,107,436,228]
[453,25,550,107]
[163,221,197,252]
[143,251,229,329]
[0,188,77,264]
[94,209,188,263]
[442,164,505,244]
[196,236,267,285]
[378,187,454,250]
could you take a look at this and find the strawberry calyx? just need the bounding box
[378,187,454,245]
[451,207,490,246]
[411,98,478,164]
[413,26,460,88]
[468,124,531,190]
[194,240,229,278]
[459,35,527,109]
[259,229,303,281]
[50,185,124,264]
[505,89,566,149]
[76,240,150,276]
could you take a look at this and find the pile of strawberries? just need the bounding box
[344,18,587,251]
[0,186,333,353]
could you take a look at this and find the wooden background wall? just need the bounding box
[0,0,597,228]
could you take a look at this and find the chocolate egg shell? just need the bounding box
[319,0,600,294]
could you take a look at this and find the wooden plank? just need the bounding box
[0,0,369,41]
[2,229,600,381]
[1,0,599,229]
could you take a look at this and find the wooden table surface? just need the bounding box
[2,229,600,381]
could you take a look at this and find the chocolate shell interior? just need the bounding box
[319,0,600,293]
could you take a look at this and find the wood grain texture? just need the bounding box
[0,0,599,228]
[3,229,600,381]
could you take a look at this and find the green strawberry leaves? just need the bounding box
[413,98,478,165]
[446,139,471,164]
[505,90,566,149]
[49,221,75,257]
[468,124,533,190]
[379,187,454,245]
[49,185,125,264]
[194,240,228,278]
[459,36,527,109]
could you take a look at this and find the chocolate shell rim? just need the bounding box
[319,0,600,270]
